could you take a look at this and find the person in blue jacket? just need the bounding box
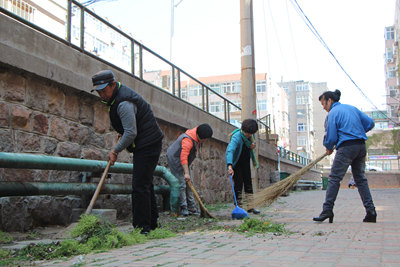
[226,118,260,214]
[313,90,377,223]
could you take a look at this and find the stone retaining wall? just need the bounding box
[0,12,321,231]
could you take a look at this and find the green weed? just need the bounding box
[0,231,13,244]
[234,218,289,235]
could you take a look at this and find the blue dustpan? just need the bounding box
[229,174,249,219]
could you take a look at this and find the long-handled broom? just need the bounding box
[186,180,215,219]
[229,174,249,219]
[245,152,328,210]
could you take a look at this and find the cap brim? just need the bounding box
[91,83,108,92]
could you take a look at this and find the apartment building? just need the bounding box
[278,81,328,162]
[0,0,132,71]
[145,71,290,148]
[384,25,399,127]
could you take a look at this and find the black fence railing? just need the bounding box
[0,1,316,166]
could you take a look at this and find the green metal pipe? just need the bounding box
[0,182,169,197]
[154,166,180,214]
[0,152,131,173]
[0,152,180,213]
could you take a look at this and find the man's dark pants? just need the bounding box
[131,141,162,232]
[323,142,375,213]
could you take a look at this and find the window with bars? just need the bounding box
[385,26,394,40]
[296,83,309,91]
[256,81,267,92]
[257,100,267,111]
[297,123,306,132]
[1,0,35,21]
[210,101,223,113]
[188,85,202,96]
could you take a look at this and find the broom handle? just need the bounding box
[187,180,215,219]
[85,160,112,215]
[229,174,239,207]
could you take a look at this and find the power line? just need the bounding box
[289,0,398,126]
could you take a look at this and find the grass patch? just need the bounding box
[0,231,13,244]
[0,214,176,266]
[233,218,290,236]
[204,202,231,211]
[159,216,219,232]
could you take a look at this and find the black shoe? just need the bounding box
[363,209,377,223]
[313,210,334,223]
[247,208,260,214]
[140,230,149,235]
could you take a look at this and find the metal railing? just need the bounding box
[278,146,312,166]
[0,1,316,164]
[0,1,269,131]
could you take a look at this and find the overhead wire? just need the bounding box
[289,0,397,125]
[285,0,300,78]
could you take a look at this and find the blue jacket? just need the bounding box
[225,131,246,168]
[323,102,374,150]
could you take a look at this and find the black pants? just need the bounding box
[233,157,253,205]
[131,141,161,232]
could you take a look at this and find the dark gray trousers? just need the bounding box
[323,143,375,213]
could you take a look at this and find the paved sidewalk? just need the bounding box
[40,189,400,266]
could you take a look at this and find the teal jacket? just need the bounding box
[225,131,259,168]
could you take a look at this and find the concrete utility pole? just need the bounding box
[240,0,259,191]
[240,0,257,121]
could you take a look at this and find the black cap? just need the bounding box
[91,70,115,92]
[197,123,213,139]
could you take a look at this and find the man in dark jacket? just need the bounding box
[91,70,164,234]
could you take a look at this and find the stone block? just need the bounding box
[93,101,109,133]
[49,116,68,140]
[15,131,41,152]
[57,142,81,158]
[0,129,13,152]
[64,92,79,121]
[0,101,9,127]
[32,113,49,134]
[26,77,48,112]
[11,105,31,130]
[2,72,25,102]
[48,87,65,116]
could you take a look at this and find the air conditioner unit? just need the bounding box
[387,58,394,63]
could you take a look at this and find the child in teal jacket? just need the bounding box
[225,119,260,214]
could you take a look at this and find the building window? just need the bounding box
[386,48,394,61]
[296,96,309,105]
[297,109,306,118]
[297,136,307,146]
[385,26,394,40]
[256,81,267,93]
[223,82,241,94]
[296,83,309,91]
[257,100,267,111]
[297,123,306,132]
[387,66,396,78]
[208,83,220,94]
[210,101,223,113]
[389,86,398,97]
[230,101,241,112]
[189,85,202,96]
[5,0,35,21]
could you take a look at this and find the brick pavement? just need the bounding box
[39,189,400,266]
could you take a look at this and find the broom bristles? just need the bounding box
[245,152,328,210]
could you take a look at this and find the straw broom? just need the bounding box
[245,152,328,209]
[187,180,215,219]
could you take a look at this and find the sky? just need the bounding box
[88,0,396,111]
